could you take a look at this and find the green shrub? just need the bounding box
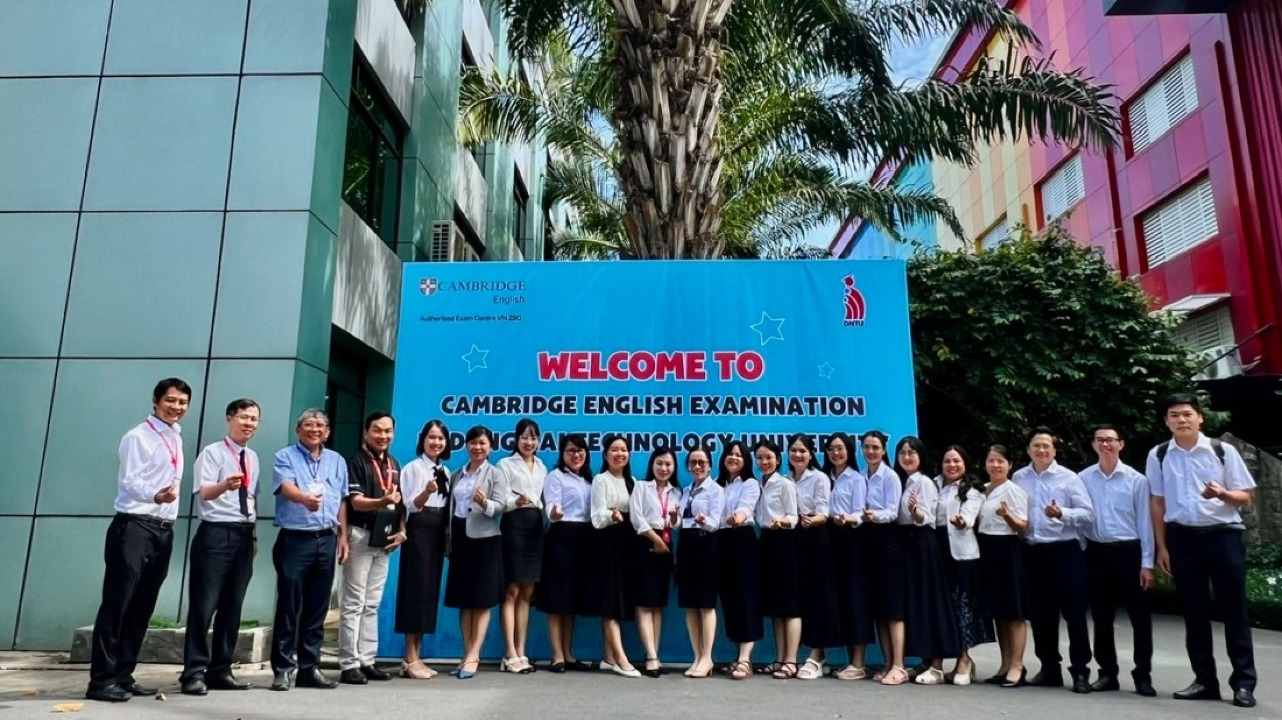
[1146,567,1282,631]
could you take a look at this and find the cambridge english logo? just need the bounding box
[420,277,438,296]
[842,274,866,326]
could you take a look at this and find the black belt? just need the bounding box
[1088,538,1141,547]
[279,527,336,537]
[120,512,174,530]
[202,521,256,532]
[418,507,447,514]
[1169,523,1245,535]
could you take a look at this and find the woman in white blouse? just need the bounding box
[630,448,680,678]
[495,418,548,674]
[977,444,1032,688]
[753,439,801,679]
[676,447,724,679]
[587,434,641,677]
[861,430,908,685]
[536,434,594,673]
[395,420,450,679]
[789,434,841,680]
[894,435,960,686]
[716,441,762,680]
[931,445,995,685]
[825,432,874,680]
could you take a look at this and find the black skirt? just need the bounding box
[395,508,447,634]
[758,527,800,618]
[536,521,591,616]
[718,526,763,643]
[676,527,718,609]
[632,530,674,608]
[501,507,544,584]
[829,523,875,645]
[582,516,635,621]
[795,524,840,648]
[863,522,906,622]
[902,525,961,658]
[444,517,504,610]
[978,533,1032,621]
[935,528,995,650]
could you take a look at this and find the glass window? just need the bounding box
[342,57,405,248]
[514,173,528,258]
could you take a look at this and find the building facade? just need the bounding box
[0,0,554,650]
[830,0,1282,384]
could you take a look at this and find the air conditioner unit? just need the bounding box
[430,222,482,262]
[1194,344,1243,380]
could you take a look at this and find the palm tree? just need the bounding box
[467,0,1119,259]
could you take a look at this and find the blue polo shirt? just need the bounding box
[272,443,347,531]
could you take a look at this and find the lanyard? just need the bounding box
[297,444,321,481]
[657,484,670,518]
[364,448,395,493]
[223,438,251,492]
[145,419,179,477]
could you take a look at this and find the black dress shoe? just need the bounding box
[180,677,208,696]
[1091,675,1120,692]
[296,668,339,689]
[1233,688,1256,708]
[206,674,251,690]
[118,681,157,696]
[270,670,292,691]
[85,684,132,703]
[567,659,592,672]
[340,668,368,685]
[1027,668,1064,687]
[549,662,567,673]
[984,673,1007,685]
[1173,681,1221,700]
[1135,677,1156,697]
[360,664,392,681]
[1000,669,1028,688]
[1072,675,1092,694]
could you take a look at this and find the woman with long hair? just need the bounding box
[932,445,995,684]
[629,447,681,677]
[978,444,1032,688]
[789,434,840,680]
[495,418,547,673]
[395,419,451,679]
[716,441,762,680]
[825,432,874,680]
[676,447,724,679]
[753,439,801,679]
[586,434,641,677]
[861,430,908,685]
[536,434,594,673]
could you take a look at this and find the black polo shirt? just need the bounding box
[346,447,401,532]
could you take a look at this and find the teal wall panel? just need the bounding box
[0,518,32,648]
[228,75,324,212]
[0,79,98,211]
[311,81,350,234]
[297,217,337,370]
[103,0,248,76]
[0,214,77,357]
[243,0,330,75]
[0,0,111,77]
[212,212,309,359]
[0,360,56,515]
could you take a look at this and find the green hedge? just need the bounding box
[1149,549,1282,631]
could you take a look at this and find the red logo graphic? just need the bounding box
[843,275,866,326]
[420,277,438,296]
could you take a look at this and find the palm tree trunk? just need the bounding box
[611,0,734,259]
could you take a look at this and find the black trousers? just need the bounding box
[1167,524,1256,691]
[1085,540,1152,680]
[1027,540,1091,677]
[89,514,174,690]
[271,529,337,674]
[182,522,255,680]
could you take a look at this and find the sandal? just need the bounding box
[400,660,432,679]
[519,655,536,674]
[880,666,909,686]
[772,662,798,679]
[730,661,752,680]
[755,661,781,676]
[836,665,868,680]
[796,658,825,680]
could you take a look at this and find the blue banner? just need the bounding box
[378,259,916,662]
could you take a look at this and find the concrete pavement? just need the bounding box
[0,615,1277,718]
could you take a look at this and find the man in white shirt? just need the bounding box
[86,378,191,703]
[180,399,262,696]
[1147,394,1257,708]
[1012,426,1094,694]
[1079,424,1154,697]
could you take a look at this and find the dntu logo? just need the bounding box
[420,277,438,296]
[842,275,866,326]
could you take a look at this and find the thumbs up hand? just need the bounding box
[1044,498,1062,519]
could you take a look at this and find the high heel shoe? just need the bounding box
[953,662,976,686]
[457,660,479,680]
[1000,669,1027,688]
[983,672,1006,685]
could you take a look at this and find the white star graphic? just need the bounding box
[461,344,490,372]
[750,311,786,345]
[818,362,835,379]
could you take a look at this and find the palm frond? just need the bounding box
[858,0,1040,52]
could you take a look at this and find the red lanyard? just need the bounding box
[223,438,251,492]
[365,449,395,492]
[657,485,672,543]
[145,419,179,476]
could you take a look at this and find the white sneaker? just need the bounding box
[915,667,947,685]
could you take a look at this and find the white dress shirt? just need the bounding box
[115,416,184,520]
[1012,461,1094,545]
[793,468,831,516]
[400,455,449,512]
[590,472,631,529]
[543,468,591,523]
[497,454,547,511]
[631,480,681,535]
[755,472,798,528]
[977,480,1029,536]
[897,472,936,526]
[1146,434,1256,527]
[681,479,725,533]
[192,437,258,523]
[935,479,983,560]
[452,464,499,519]
[830,467,866,526]
[863,463,901,524]
[720,477,761,528]
[1080,460,1155,568]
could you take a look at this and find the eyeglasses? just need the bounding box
[1093,437,1120,445]
[565,448,586,455]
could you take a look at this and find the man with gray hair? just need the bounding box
[268,409,350,691]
